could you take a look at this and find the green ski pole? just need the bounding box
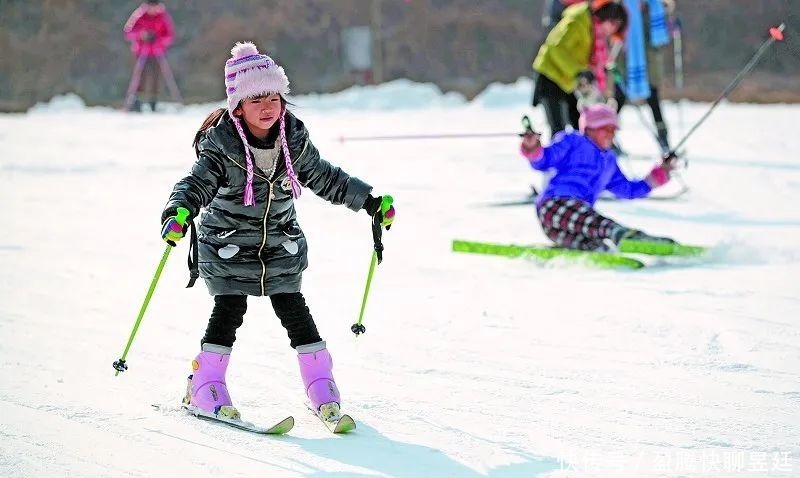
[352,251,379,336]
[351,196,393,336]
[113,207,190,376]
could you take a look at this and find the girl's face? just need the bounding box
[234,94,283,138]
[585,125,617,151]
[599,19,621,37]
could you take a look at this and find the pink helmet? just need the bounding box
[578,104,619,133]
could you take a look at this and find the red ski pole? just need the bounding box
[123,55,147,111]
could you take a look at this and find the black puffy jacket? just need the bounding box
[162,110,372,296]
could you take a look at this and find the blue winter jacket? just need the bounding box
[530,131,652,207]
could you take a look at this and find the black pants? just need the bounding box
[202,293,322,349]
[533,74,579,135]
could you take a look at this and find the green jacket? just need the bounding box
[533,3,593,93]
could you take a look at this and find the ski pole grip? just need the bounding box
[175,207,190,227]
[380,195,393,216]
[520,115,539,136]
[769,24,785,41]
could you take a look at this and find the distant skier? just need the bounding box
[123,0,174,112]
[520,103,676,251]
[610,0,675,154]
[532,0,628,136]
[160,42,395,426]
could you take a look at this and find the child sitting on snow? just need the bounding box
[520,103,676,251]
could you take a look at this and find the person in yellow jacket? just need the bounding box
[532,0,628,136]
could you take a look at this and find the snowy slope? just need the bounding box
[1,80,799,477]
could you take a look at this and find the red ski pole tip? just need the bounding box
[770,27,784,41]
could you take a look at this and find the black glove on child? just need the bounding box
[362,194,395,229]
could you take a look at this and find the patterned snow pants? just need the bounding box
[537,197,624,251]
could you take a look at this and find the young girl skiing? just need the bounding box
[160,42,395,428]
[520,103,674,251]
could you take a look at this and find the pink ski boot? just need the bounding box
[182,344,239,420]
[297,341,342,421]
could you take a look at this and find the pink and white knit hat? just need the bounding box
[224,42,301,205]
[578,103,619,133]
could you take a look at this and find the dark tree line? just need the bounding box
[0,0,797,111]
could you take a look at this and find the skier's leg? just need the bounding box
[537,75,568,135]
[610,83,627,155]
[648,85,670,152]
[136,57,149,95]
[138,56,159,111]
[270,292,321,348]
[202,295,247,348]
[143,57,159,111]
[537,197,624,250]
[566,91,580,131]
[184,295,247,416]
[541,223,606,251]
[271,292,340,413]
[124,55,146,112]
[541,95,567,136]
[614,81,627,113]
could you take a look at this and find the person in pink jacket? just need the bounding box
[123,0,175,111]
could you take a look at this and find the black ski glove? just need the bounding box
[363,194,382,216]
[161,206,193,224]
[362,194,395,229]
[160,206,192,247]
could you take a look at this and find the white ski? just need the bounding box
[178,404,294,435]
[307,403,356,434]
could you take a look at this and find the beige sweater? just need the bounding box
[249,144,279,177]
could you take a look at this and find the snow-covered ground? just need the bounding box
[2,79,799,477]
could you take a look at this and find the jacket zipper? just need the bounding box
[258,182,275,295]
[243,138,307,296]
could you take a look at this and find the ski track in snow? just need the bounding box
[2,87,799,477]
